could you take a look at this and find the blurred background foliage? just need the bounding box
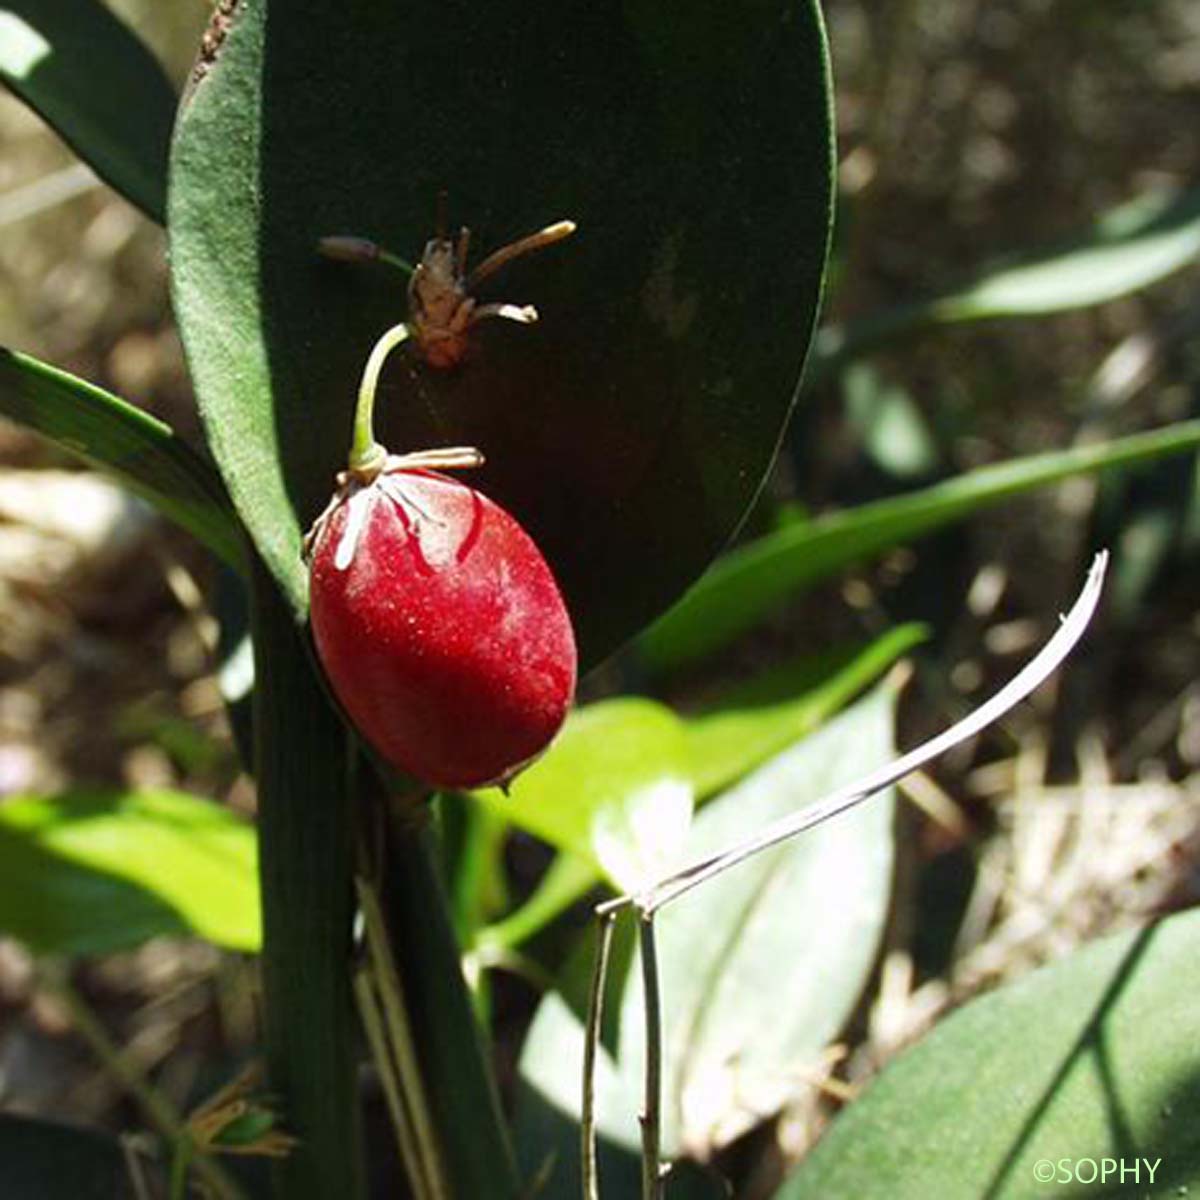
[0,1,1198,1197]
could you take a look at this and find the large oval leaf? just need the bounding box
[169,0,835,665]
[777,907,1200,1199]
[518,683,896,1165]
[0,0,175,222]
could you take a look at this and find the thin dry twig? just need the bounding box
[637,914,664,1200]
[606,551,1107,920]
[355,875,450,1200]
[353,965,425,1191]
[581,911,616,1200]
[583,552,1108,1198]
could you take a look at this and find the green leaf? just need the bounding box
[0,0,175,222]
[0,348,246,574]
[0,1114,144,1200]
[519,684,897,1161]
[685,622,926,797]
[842,363,940,480]
[478,628,921,949]
[0,788,260,955]
[476,699,694,893]
[441,794,510,943]
[776,907,1200,1200]
[939,188,1200,317]
[817,187,1200,374]
[640,419,1200,672]
[168,0,835,667]
[478,849,599,953]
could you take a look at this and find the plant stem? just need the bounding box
[356,871,450,1199]
[582,911,617,1200]
[251,565,364,1200]
[120,1137,157,1200]
[350,322,410,472]
[169,1138,193,1200]
[375,787,523,1199]
[43,967,244,1200]
[638,912,664,1200]
[352,964,428,1194]
[448,799,510,944]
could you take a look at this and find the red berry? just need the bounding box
[307,462,576,789]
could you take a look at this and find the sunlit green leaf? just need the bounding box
[685,623,925,797]
[941,188,1200,317]
[0,788,260,955]
[477,850,599,954]
[476,699,693,893]
[518,684,897,1164]
[776,908,1200,1199]
[817,187,1200,375]
[640,419,1200,672]
[0,348,246,573]
[0,0,175,222]
[477,628,920,949]
[842,363,940,480]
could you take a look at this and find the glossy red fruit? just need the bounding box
[307,461,576,789]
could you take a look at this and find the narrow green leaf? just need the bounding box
[0,788,260,955]
[0,348,246,574]
[685,623,926,797]
[938,188,1200,317]
[842,362,941,480]
[519,684,897,1162]
[0,0,175,222]
[0,1114,144,1200]
[817,187,1200,374]
[169,0,835,667]
[777,908,1200,1199]
[640,419,1200,672]
[477,850,599,953]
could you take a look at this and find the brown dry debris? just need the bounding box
[192,0,241,89]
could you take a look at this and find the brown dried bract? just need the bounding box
[408,220,576,369]
[191,0,240,89]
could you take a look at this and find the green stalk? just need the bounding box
[638,913,664,1200]
[349,322,409,473]
[169,1139,193,1200]
[251,563,364,1200]
[356,870,450,1199]
[374,783,522,1199]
